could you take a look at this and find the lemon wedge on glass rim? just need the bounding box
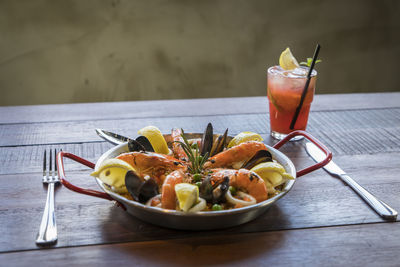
[137,126,170,154]
[250,161,294,188]
[279,47,300,70]
[90,158,134,193]
[228,132,263,148]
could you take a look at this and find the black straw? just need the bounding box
[289,44,321,130]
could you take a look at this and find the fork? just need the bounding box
[36,149,60,245]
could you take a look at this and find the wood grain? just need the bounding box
[2,222,399,267]
[1,107,400,175]
[1,152,399,252]
[1,93,400,266]
[0,93,399,124]
[0,108,399,148]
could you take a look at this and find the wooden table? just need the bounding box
[1,93,399,266]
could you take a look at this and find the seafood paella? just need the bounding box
[91,123,294,212]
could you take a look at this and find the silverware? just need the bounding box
[305,142,398,220]
[95,129,131,145]
[36,149,60,245]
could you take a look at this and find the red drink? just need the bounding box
[267,66,317,140]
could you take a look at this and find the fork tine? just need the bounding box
[50,149,53,179]
[36,148,58,244]
[54,149,58,179]
[43,150,47,180]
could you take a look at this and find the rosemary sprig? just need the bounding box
[174,129,209,174]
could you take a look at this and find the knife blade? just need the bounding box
[305,142,397,221]
[95,129,133,145]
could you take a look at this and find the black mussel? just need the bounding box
[136,136,154,152]
[199,175,214,202]
[128,139,146,152]
[241,150,273,169]
[212,176,229,203]
[199,175,229,204]
[137,178,159,203]
[210,128,228,156]
[200,123,213,157]
[125,170,143,201]
[125,170,159,203]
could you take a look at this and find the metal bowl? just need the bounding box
[92,133,296,230]
[58,131,331,230]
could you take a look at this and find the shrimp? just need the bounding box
[204,141,268,169]
[161,170,186,209]
[171,128,189,162]
[209,168,268,202]
[116,151,186,185]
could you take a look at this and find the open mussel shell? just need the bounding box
[200,123,213,157]
[199,176,213,202]
[128,139,146,152]
[125,170,158,203]
[125,170,143,201]
[241,150,273,169]
[212,176,229,204]
[210,128,228,156]
[138,178,159,203]
[135,136,154,152]
[199,175,229,204]
[128,136,155,152]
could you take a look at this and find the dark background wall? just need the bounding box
[1,0,399,106]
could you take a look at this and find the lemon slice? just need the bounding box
[281,172,295,180]
[263,171,283,187]
[137,126,169,154]
[279,48,299,70]
[250,162,294,187]
[267,87,284,112]
[175,183,199,212]
[250,162,286,174]
[90,158,134,192]
[227,132,263,148]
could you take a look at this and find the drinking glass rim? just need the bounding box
[267,66,317,78]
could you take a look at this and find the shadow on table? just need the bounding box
[100,203,290,264]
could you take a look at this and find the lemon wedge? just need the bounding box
[137,126,169,154]
[279,47,299,70]
[227,132,263,148]
[251,162,286,174]
[175,183,199,212]
[90,158,134,193]
[250,162,294,187]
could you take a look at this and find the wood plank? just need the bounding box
[1,109,400,174]
[0,108,399,151]
[1,93,399,124]
[0,142,114,175]
[1,159,398,252]
[1,222,399,266]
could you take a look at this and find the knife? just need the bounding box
[95,129,133,145]
[305,142,398,220]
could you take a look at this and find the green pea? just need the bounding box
[229,186,237,195]
[193,173,202,182]
[212,204,222,211]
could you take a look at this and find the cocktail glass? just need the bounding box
[267,66,317,141]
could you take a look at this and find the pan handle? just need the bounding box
[57,151,125,207]
[272,130,332,178]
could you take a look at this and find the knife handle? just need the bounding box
[339,174,398,220]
